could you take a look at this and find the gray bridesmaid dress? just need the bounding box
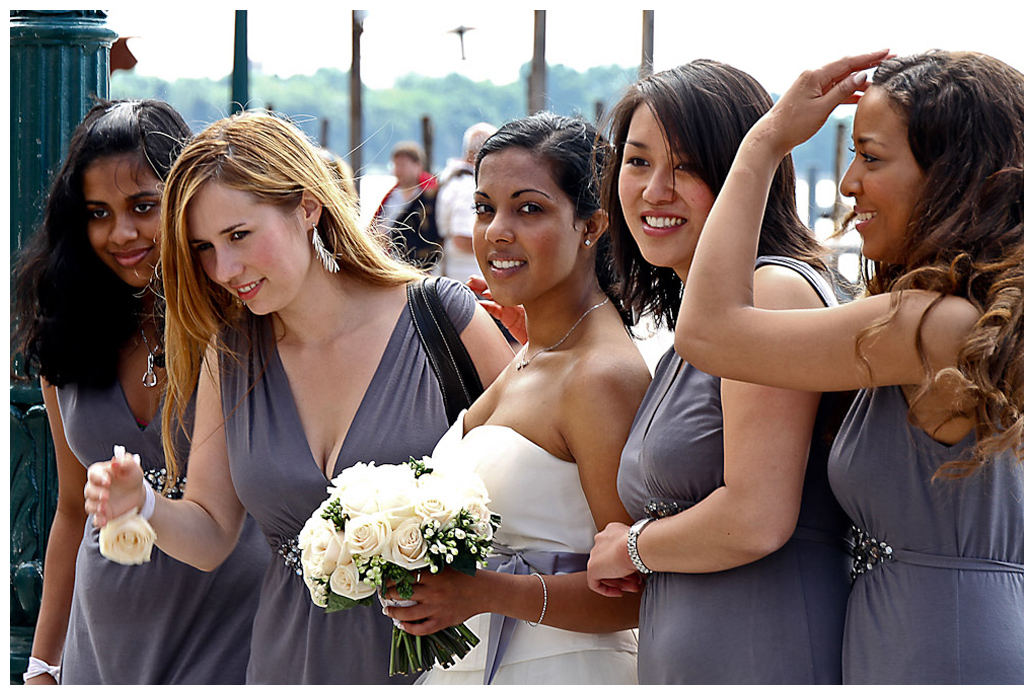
[56,380,269,684]
[219,278,476,684]
[829,385,1023,684]
[616,257,853,684]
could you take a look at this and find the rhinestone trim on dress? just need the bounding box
[143,468,186,499]
[644,498,688,519]
[850,525,893,580]
[278,537,303,576]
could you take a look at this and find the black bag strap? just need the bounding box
[407,277,484,423]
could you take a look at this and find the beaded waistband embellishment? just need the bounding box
[644,498,689,520]
[850,525,893,580]
[143,468,186,500]
[278,537,303,576]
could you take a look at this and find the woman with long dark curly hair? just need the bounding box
[674,49,1023,684]
[14,100,268,684]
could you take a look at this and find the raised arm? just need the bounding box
[84,349,247,571]
[674,51,979,394]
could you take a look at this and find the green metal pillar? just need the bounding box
[9,10,116,683]
[231,10,248,113]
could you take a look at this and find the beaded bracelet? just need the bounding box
[526,572,548,627]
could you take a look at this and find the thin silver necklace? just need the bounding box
[516,299,609,371]
[139,328,159,388]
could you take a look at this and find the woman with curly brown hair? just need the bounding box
[674,49,1023,684]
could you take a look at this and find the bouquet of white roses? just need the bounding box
[298,456,499,676]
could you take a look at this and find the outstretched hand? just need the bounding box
[466,275,528,345]
[588,522,646,597]
[752,50,891,158]
[84,448,146,527]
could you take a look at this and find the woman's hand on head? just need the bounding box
[466,275,528,345]
[381,566,482,636]
[588,522,644,597]
[84,452,145,527]
[752,50,891,158]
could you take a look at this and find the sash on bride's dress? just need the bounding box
[482,543,589,685]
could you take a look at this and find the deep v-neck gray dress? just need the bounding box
[219,279,476,684]
[56,380,269,684]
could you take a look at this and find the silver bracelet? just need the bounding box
[526,572,547,627]
[23,656,61,682]
[627,518,656,574]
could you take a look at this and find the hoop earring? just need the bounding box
[312,224,340,273]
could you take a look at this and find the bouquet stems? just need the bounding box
[389,622,480,676]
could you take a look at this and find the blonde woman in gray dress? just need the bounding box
[83,111,515,683]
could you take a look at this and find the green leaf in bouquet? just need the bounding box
[319,498,347,531]
[448,549,478,577]
[407,456,434,478]
[325,590,375,613]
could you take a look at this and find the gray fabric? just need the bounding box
[616,257,852,684]
[219,279,476,684]
[56,380,268,684]
[829,385,1023,684]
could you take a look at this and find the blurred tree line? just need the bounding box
[111,63,847,181]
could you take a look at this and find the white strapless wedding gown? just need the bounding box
[418,412,638,685]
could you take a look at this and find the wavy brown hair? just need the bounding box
[159,111,423,483]
[855,51,1023,478]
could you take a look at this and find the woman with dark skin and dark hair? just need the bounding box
[382,113,651,684]
[585,60,854,684]
[675,49,1022,684]
[13,100,268,684]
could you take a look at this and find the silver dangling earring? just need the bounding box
[311,224,340,273]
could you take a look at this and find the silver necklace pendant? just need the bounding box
[140,327,159,387]
[514,299,608,372]
[142,353,158,388]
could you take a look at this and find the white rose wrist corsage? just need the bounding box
[97,445,157,566]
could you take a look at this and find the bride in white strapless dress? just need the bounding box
[379,114,651,685]
[417,414,639,685]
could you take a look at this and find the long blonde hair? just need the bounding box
[159,111,423,485]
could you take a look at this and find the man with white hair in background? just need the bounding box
[435,122,496,282]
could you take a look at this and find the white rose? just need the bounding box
[385,517,428,569]
[334,479,382,519]
[299,517,346,579]
[344,512,392,558]
[371,465,419,526]
[413,479,461,527]
[328,557,377,601]
[98,509,156,565]
[464,500,495,542]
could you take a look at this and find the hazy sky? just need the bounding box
[103,2,1029,95]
